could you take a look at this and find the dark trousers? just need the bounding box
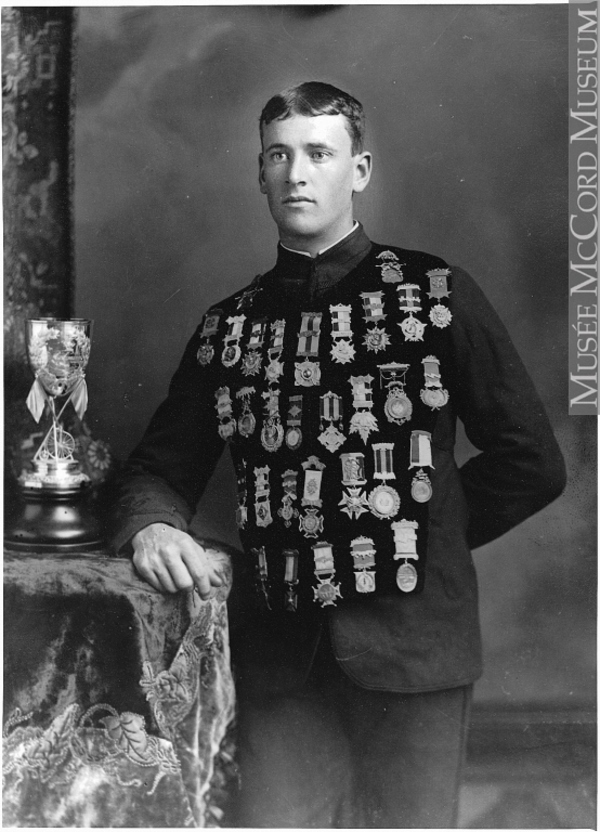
[234,630,472,828]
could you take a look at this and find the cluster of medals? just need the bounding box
[199,255,454,609]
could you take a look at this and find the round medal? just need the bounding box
[260,419,283,452]
[420,387,449,409]
[384,388,413,424]
[368,485,400,520]
[411,475,432,503]
[222,344,241,367]
[238,412,256,437]
[217,418,235,441]
[396,562,418,593]
[285,427,302,450]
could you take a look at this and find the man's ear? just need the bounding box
[258,153,267,194]
[352,151,373,194]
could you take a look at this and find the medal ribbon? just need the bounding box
[372,442,395,481]
[396,284,422,313]
[409,431,433,469]
[361,291,386,322]
[297,313,322,357]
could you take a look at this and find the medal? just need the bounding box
[340,452,367,486]
[318,392,346,453]
[235,459,248,529]
[251,546,271,609]
[221,315,246,367]
[278,469,299,528]
[265,319,286,383]
[363,325,391,353]
[351,536,376,593]
[197,343,215,366]
[397,283,422,314]
[349,375,378,443]
[429,304,453,329]
[197,309,222,366]
[241,319,267,376]
[299,507,324,538]
[254,465,273,527]
[236,387,256,437]
[283,549,299,612]
[399,313,426,342]
[426,268,452,299]
[421,356,449,410]
[261,389,284,452]
[376,250,404,283]
[339,486,370,519]
[409,430,434,469]
[312,542,342,607]
[215,387,236,441]
[301,455,325,507]
[411,469,433,503]
[379,363,412,426]
[330,304,355,364]
[295,358,321,387]
[285,395,303,450]
[368,484,401,520]
[396,562,418,593]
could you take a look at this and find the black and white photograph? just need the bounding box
[3,3,597,828]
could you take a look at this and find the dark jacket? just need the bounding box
[113,225,566,694]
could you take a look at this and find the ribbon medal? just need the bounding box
[379,363,413,426]
[338,452,369,519]
[312,542,342,607]
[420,355,449,410]
[300,455,325,538]
[215,386,236,440]
[278,469,299,528]
[197,309,221,366]
[361,291,390,353]
[235,459,248,528]
[351,536,377,593]
[261,389,284,452]
[427,268,452,299]
[368,442,400,520]
[397,285,426,342]
[348,375,378,443]
[329,304,355,364]
[376,250,405,283]
[221,315,246,367]
[236,386,256,437]
[254,465,273,527]
[318,391,346,453]
[265,319,286,383]
[391,519,419,592]
[285,395,303,450]
[429,304,453,329]
[241,319,267,376]
[295,312,322,387]
[283,548,300,612]
[251,546,271,610]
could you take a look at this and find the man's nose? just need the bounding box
[286,155,308,185]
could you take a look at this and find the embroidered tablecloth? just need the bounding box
[3,547,236,827]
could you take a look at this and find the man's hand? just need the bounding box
[131,523,224,599]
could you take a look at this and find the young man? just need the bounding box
[114,82,566,827]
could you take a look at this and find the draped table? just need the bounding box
[3,546,236,827]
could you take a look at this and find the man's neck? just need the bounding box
[280,221,359,259]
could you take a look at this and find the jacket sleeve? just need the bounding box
[111,324,226,554]
[448,266,567,550]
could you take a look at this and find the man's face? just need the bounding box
[259,113,371,253]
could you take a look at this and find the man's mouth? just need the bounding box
[283,196,315,204]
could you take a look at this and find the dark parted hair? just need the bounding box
[259,81,366,155]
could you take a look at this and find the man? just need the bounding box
[113,82,566,827]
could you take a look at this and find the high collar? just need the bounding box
[273,223,372,302]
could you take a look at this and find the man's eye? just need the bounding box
[271,152,287,161]
[311,151,328,160]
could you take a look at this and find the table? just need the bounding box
[3,545,236,828]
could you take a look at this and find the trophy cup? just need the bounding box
[5,318,103,551]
